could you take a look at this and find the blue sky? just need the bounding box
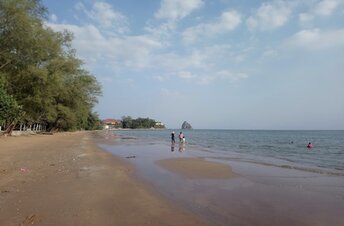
[43,0,344,129]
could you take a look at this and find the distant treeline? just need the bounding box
[0,0,102,134]
[121,116,165,129]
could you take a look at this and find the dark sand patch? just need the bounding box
[156,157,237,179]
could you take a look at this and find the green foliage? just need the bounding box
[121,116,163,129]
[0,79,24,128]
[85,112,102,130]
[0,0,102,132]
[121,116,133,129]
[181,121,192,129]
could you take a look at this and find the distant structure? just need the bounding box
[102,119,121,129]
[155,122,165,129]
[181,121,192,129]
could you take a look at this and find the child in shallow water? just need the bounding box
[179,132,184,142]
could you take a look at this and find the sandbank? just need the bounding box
[156,157,237,179]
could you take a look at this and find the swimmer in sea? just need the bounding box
[307,142,313,148]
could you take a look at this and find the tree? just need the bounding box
[85,112,102,130]
[0,0,102,132]
[120,116,161,129]
[0,79,24,134]
[121,116,133,129]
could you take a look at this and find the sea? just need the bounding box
[111,129,344,175]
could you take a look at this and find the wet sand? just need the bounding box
[0,132,210,226]
[156,157,237,179]
[2,131,344,226]
[100,138,344,226]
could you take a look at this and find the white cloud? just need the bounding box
[221,11,242,30]
[182,10,241,43]
[155,69,247,84]
[160,88,181,97]
[203,44,232,55]
[198,70,248,84]
[144,22,176,47]
[151,74,170,81]
[177,71,196,79]
[46,22,163,71]
[151,43,252,83]
[46,23,104,41]
[299,13,314,25]
[285,28,344,50]
[155,0,204,21]
[247,0,292,31]
[156,50,209,72]
[314,0,343,16]
[204,44,254,64]
[75,1,129,34]
[298,0,344,25]
[51,2,164,71]
[46,2,248,87]
[262,48,278,57]
[151,71,198,82]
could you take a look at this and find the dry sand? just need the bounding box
[0,132,210,226]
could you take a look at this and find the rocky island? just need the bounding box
[181,121,192,129]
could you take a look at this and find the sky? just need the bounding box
[42,0,344,129]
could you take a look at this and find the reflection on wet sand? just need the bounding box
[100,140,344,226]
[171,143,186,152]
[178,143,185,152]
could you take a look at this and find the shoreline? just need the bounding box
[2,131,344,225]
[111,129,344,176]
[100,133,344,226]
[0,131,210,226]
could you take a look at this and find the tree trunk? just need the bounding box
[3,121,16,135]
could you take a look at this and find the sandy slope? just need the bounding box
[0,132,210,226]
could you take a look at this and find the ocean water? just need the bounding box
[111,129,344,174]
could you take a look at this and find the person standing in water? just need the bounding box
[179,131,184,143]
[171,131,175,144]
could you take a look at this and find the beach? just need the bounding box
[1,131,344,226]
[0,132,209,226]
